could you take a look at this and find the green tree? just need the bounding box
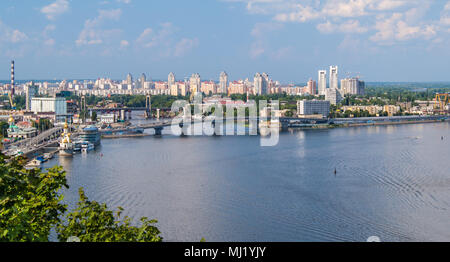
[0,156,68,242]
[57,188,162,242]
[91,111,98,122]
[0,153,162,242]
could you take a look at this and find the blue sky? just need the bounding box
[0,0,450,82]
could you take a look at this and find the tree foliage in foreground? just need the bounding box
[0,153,162,242]
[57,188,161,242]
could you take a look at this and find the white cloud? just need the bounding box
[317,20,368,34]
[117,0,132,3]
[135,23,198,57]
[41,0,69,20]
[120,40,129,47]
[136,23,174,48]
[0,20,28,43]
[44,38,56,46]
[445,1,450,11]
[174,38,199,56]
[369,0,406,11]
[370,12,437,44]
[228,0,443,45]
[76,9,122,46]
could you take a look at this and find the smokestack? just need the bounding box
[11,60,15,96]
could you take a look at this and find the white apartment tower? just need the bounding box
[126,73,133,86]
[318,70,327,95]
[189,73,201,93]
[219,71,228,94]
[329,66,338,90]
[25,81,39,111]
[168,72,175,87]
[139,73,146,89]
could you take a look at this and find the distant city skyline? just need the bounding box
[1,1,450,82]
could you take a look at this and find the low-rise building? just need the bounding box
[297,100,330,117]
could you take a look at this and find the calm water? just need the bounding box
[43,120,450,242]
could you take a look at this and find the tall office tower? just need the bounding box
[140,73,146,89]
[168,72,175,87]
[329,66,338,90]
[126,73,133,85]
[219,71,228,94]
[25,81,39,111]
[307,79,317,95]
[318,70,327,95]
[189,73,201,93]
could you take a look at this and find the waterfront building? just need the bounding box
[31,97,67,121]
[7,116,37,140]
[297,100,330,117]
[25,81,39,111]
[330,66,338,90]
[318,70,327,95]
[341,105,383,115]
[99,114,116,124]
[383,105,401,116]
[325,88,343,105]
[168,72,175,87]
[219,71,228,94]
[78,125,101,146]
[341,77,365,95]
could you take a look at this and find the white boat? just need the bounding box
[25,159,42,169]
[43,152,54,160]
[81,142,95,153]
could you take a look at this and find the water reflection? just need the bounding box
[42,121,450,242]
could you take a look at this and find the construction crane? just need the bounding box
[9,60,16,110]
[435,93,449,112]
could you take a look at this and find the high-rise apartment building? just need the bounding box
[307,79,317,95]
[168,72,175,87]
[341,77,365,96]
[325,88,343,105]
[318,70,327,95]
[189,73,201,93]
[219,71,228,94]
[139,73,146,89]
[329,66,338,90]
[126,73,133,85]
[25,81,39,111]
[254,72,268,95]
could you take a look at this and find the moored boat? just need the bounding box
[25,159,42,169]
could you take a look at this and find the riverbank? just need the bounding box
[102,133,151,139]
[289,118,449,130]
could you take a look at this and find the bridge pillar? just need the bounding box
[145,95,152,119]
[179,122,186,137]
[154,127,163,136]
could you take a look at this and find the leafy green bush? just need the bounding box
[0,154,162,242]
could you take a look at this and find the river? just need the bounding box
[43,118,450,242]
